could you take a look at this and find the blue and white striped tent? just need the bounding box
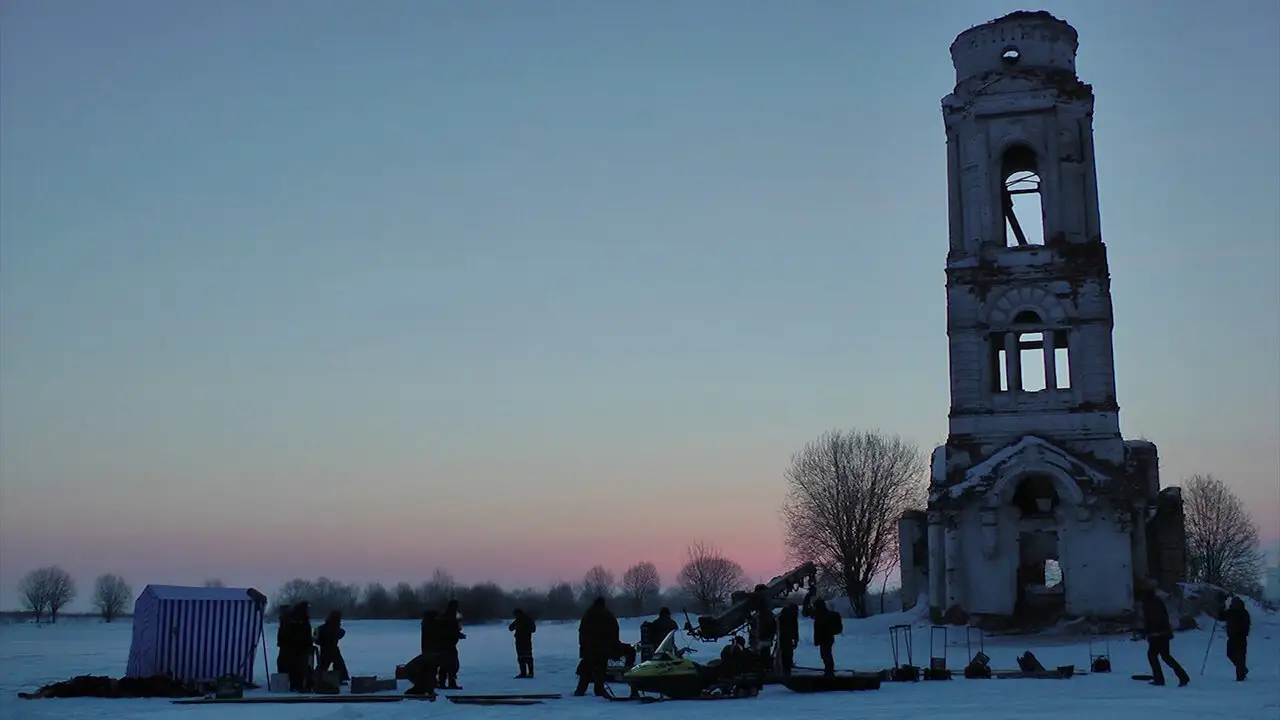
[126,584,268,684]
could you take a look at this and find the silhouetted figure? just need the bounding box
[638,609,677,664]
[509,608,537,678]
[275,605,292,676]
[574,596,620,697]
[777,602,800,676]
[435,600,465,689]
[718,635,746,679]
[803,597,842,677]
[1141,581,1189,687]
[751,585,777,674]
[1222,596,1251,681]
[405,610,440,697]
[284,602,315,692]
[650,607,679,641]
[315,610,349,683]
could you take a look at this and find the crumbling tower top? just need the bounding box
[950,10,1079,86]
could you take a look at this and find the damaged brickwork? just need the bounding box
[898,12,1187,626]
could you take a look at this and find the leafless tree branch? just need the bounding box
[780,429,927,617]
[579,565,616,604]
[17,566,77,623]
[676,541,747,613]
[620,561,662,616]
[93,573,133,622]
[1183,474,1265,595]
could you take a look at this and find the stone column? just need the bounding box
[1005,333,1021,393]
[927,511,945,614]
[1131,503,1150,583]
[898,513,921,607]
[944,514,962,612]
[1042,330,1057,390]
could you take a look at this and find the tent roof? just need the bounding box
[145,584,263,602]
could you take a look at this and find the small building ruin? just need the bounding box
[899,11,1187,625]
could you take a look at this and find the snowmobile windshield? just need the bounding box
[652,630,682,661]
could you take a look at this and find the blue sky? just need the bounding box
[1,0,1277,611]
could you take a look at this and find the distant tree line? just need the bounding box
[269,545,754,623]
[10,544,755,625]
[10,543,752,626]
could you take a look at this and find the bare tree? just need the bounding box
[418,568,458,609]
[620,561,661,616]
[203,579,226,588]
[18,566,77,623]
[781,428,927,617]
[579,565,616,604]
[18,569,50,622]
[93,573,133,622]
[676,541,747,613]
[1183,474,1266,594]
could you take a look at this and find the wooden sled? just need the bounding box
[991,669,1075,680]
[446,693,561,704]
[172,694,414,705]
[782,673,882,693]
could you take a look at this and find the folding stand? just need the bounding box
[924,626,952,680]
[886,624,920,682]
[1088,633,1112,673]
[963,627,992,678]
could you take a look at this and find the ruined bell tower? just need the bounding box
[897,12,1185,624]
[942,14,1120,458]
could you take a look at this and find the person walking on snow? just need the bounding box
[1140,579,1189,687]
[1222,596,1251,681]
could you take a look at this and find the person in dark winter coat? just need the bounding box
[650,607,679,641]
[640,607,680,663]
[435,600,466,689]
[315,610,349,683]
[718,635,747,679]
[802,597,842,677]
[285,602,315,692]
[1222,596,1251,681]
[509,608,537,678]
[777,602,800,676]
[405,610,441,697]
[275,605,292,676]
[574,596,620,697]
[1141,581,1189,687]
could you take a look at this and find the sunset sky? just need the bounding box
[2,0,1277,611]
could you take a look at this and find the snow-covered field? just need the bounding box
[2,604,1276,719]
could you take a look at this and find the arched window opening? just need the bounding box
[989,320,1071,394]
[1012,475,1060,518]
[1001,145,1044,247]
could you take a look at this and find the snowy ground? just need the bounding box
[2,603,1276,719]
